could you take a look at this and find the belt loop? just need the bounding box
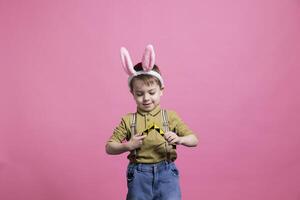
[164,160,168,170]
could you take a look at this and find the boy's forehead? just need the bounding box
[132,79,159,90]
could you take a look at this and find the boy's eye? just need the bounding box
[149,90,156,95]
[136,93,143,96]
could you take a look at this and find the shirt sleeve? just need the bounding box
[108,117,130,143]
[168,110,194,137]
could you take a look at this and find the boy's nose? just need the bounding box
[143,94,150,100]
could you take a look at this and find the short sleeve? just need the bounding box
[108,117,130,143]
[168,110,194,137]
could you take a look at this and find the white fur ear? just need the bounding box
[142,44,155,71]
[120,47,135,75]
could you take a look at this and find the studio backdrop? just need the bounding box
[0,0,299,199]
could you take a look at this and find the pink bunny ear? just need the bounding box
[120,47,135,75]
[142,44,155,71]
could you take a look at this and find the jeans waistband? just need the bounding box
[128,160,175,172]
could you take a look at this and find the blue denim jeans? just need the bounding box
[126,161,181,200]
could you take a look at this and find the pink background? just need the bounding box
[1,0,300,199]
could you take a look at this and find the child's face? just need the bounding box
[131,79,163,112]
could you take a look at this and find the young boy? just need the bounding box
[106,45,198,200]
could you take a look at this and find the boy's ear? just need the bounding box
[160,87,164,96]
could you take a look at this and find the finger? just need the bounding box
[171,135,179,143]
[136,135,147,140]
[169,141,175,145]
[168,137,175,144]
[164,133,171,139]
[167,136,172,142]
[166,131,175,135]
[134,133,144,138]
[165,132,176,139]
[164,132,172,138]
[167,135,174,141]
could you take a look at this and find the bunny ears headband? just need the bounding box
[120,44,164,88]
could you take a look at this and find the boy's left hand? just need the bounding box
[164,131,182,145]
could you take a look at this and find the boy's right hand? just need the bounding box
[127,133,147,151]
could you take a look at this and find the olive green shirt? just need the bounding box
[109,106,195,163]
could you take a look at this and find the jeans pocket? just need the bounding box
[126,167,135,184]
[170,165,179,177]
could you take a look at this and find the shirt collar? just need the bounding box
[137,105,161,116]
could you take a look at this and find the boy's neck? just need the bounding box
[137,105,161,116]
